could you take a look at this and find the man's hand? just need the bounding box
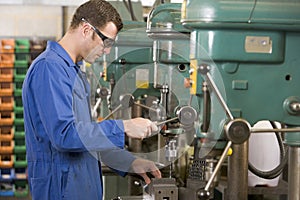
[130,158,162,184]
[123,118,158,139]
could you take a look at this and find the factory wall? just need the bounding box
[0,5,77,39]
[0,1,144,40]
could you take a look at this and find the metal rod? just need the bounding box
[92,97,102,117]
[251,127,300,133]
[204,141,232,191]
[188,94,193,107]
[206,73,234,120]
[102,104,122,121]
[288,146,300,200]
[156,117,179,126]
[202,81,210,133]
[134,102,157,112]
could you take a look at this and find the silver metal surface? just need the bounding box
[288,146,300,200]
[156,117,179,126]
[199,65,234,120]
[224,118,251,144]
[227,142,248,200]
[177,106,197,126]
[206,72,234,120]
[202,81,210,133]
[251,127,300,133]
[134,102,157,112]
[149,178,178,200]
[92,97,102,118]
[204,141,232,191]
[290,102,300,113]
[102,104,122,120]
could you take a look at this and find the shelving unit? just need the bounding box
[0,38,47,198]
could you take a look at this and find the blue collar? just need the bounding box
[46,41,79,69]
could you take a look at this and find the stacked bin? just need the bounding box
[0,38,47,198]
[13,39,30,197]
[0,38,15,197]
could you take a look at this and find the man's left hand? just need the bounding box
[130,158,162,184]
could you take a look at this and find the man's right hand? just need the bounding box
[123,118,158,139]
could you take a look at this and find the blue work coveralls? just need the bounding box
[22,41,136,200]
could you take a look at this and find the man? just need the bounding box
[22,1,161,199]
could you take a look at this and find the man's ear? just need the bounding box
[81,23,92,38]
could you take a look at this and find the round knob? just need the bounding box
[224,118,251,144]
[197,189,210,200]
[176,106,197,126]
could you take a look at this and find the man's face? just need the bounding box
[83,21,117,64]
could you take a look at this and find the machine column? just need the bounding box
[285,126,300,200]
[128,100,143,195]
[288,146,300,200]
[227,142,248,200]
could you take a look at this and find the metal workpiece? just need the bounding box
[159,84,169,116]
[205,159,220,186]
[288,146,300,200]
[148,178,178,200]
[165,139,177,162]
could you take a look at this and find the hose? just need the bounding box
[248,121,288,179]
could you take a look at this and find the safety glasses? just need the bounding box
[81,18,115,48]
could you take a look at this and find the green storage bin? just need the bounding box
[13,76,24,96]
[15,39,30,53]
[14,95,23,109]
[14,180,29,197]
[13,124,25,139]
[13,154,27,168]
[13,138,26,154]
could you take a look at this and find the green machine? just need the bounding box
[91,3,195,199]
[181,0,300,199]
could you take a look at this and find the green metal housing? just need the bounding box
[182,0,300,145]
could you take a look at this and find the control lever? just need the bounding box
[156,117,179,126]
[197,64,300,199]
[198,64,235,198]
[155,106,197,126]
[102,94,134,120]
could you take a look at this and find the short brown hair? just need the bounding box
[70,0,123,31]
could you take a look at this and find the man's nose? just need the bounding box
[103,47,111,55]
